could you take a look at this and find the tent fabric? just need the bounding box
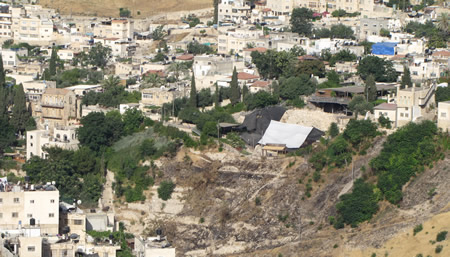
[258,121,314,149]
[239,106,286,147]
[372,42,398,56]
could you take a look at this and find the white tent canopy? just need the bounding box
[258,120,314,149]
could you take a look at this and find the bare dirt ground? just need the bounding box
[104,137,450,257]
[38,0,212,17]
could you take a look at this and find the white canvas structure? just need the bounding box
[258,120,314,149]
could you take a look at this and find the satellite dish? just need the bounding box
[77,200,82,205]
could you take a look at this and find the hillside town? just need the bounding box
[0,0,449,256]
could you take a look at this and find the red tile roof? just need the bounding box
[236,72,259,80]
[176,54,194,60]
[432,51,450,57]
[251,80,270,88]
[244,47,267,53]
[298,55,319,61]
[262,8,271,12]
[374,103,397,110]
[144,70,165,77]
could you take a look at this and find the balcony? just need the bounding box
[41,102,64,108]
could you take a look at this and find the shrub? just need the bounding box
[413,224,423,236]
[435,245,443,253]
[436,231,447,242]
[157,180,176,201]
[255,197,261,206]
[329,122,339,138]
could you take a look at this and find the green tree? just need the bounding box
[329,122,339,138]
[198,88,213,108]
[330,24,355,39]
[157,180,176,200]
[437,13,448,33]
[10,84,29,134]
[139,139,157,157]
[364,75,377,102]
[88,43,112,68]
[102,75,121,88]
[0,117,15,154]
[380,28,391,37]
[245,91,278,110]
[167,62,188,82]
[290,8,314,36]
[119,8,131,17]
[358,56,397,82]
[435,87,450,103]
[400,66,412,89]
[348,95,374,118]
[279,75,316,100]
[343,119,378,147]
[78,112,124,151]
[187,41,214,55]
[0,85,8,120]
[143,73,164,88]
[214,83,220,107]
[251,49,297,79]
[213,0,219,24]
[332,9,347,17]
[359,41,374,55]
[122,108,144,135]
[230,67,240,105]
[336,179,379,227]
[189,74,198,107]
[152,25,166,40]
[296,59,326,77]
[0,55,5,86]
[49,47,58,76]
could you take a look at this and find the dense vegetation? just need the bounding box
[371,121,441,203]
[357,56,397,82]
[334,121,445,228]
[404,21,448,48]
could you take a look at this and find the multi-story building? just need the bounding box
[141,87,184,107]
[0,4,12,38]
[111,19,134,39]
[192,55,246,89]
[0,183,60,235]
[39,88,79,130]
[394,84,436,127]
[359,18,390,41]
[1,48,27,68]
[26,126,79,160]
[217,27,264,54]
[218,0,252,24]
[12,16,53,44]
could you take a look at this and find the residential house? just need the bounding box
[192,55,245,89]
[12,16,54,45]
[373,103,397,127]
[140,87,183,107]
[437,101,450,132]
[1,48,27,68]
[39,88,79,130]
[218,0,252,24]
[218,26,264,54]
[0,4,12,38]
[0,183,60,234]
[359,18,389,41]
[26,126,79,160]
[394,84,436,127]
[249,80,271,93]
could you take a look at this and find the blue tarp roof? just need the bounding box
[372,42,398,56]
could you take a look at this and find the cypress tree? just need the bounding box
[10,84,29,134]
[0,55,5,86]
[49,47,58,76]
[400,66,412,89]
[214,83,220,107]
[230,67,240,105]
[242,83,249,101]
[213,0,219,24]
[189,74,197,108]
[364,74,377,102]
[0,85,7,120]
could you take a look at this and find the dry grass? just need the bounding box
[39,0,212,17]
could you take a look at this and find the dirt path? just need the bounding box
[99,169,115,212]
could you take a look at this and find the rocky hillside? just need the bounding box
[38,0,212,17]
[110,132,449,256]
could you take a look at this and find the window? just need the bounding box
[74,219,83,225]
[30,135,33,139]
[400,113,404,117]
[27,246,35,252]
[27,214,32,218]
[0,198,2,204]
[14,198,19,203]
[441,112,447,118]
[30,200,34,204]
[12,212,18,218]
[50,199,55,203]
[49,213,55,218]
[405,113,409,118]
[0,213,2,218]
